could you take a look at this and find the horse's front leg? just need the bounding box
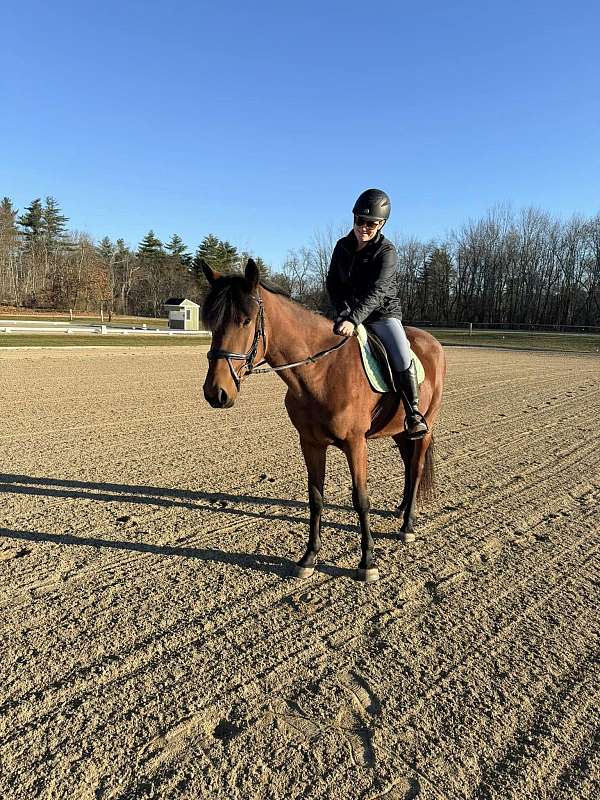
[344,437,378,583]
[293,437,327,579]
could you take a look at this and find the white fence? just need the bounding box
[0,321,210,337]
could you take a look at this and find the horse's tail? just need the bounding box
[418,435,436,504]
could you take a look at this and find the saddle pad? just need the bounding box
[356,324,425,393]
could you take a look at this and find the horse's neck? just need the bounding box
[261,291,335,385]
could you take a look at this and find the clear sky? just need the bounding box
[2,0,599,268]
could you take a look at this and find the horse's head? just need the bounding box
[201,258,264,409]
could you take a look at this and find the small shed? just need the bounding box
[164,298,201,331]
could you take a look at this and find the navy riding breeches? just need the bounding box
[366,317,412,371]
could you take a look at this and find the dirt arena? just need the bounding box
[1,344,598,800]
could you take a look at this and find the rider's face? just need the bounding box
[353,216,383,245]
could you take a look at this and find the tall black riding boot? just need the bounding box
[394,361,429,440]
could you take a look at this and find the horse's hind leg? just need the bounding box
[395,433,434,542]
[344,436,378,583]
[293,437,327,579]
[392,433,414,518]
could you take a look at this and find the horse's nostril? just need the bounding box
[217,388,228,407]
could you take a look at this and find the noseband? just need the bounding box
[206,294,266,390]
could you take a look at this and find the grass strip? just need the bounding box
[430,330,600,353]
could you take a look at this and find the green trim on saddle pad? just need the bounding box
[356,324,425,393]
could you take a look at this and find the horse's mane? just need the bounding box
[202,273,292,331]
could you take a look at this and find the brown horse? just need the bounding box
[202,259,446,582]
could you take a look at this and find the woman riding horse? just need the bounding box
[201,212,446,581]
[327,188,428,440]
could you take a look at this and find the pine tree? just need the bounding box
[18,198,44,243]
[254,256,270,280]
[42,196,68,248]
[193,234,239,276]
[238,251,270,280]
[217,240,239,270]
[193,234,220,276]
[116,238,131,259]
[0,197,19,243]
[97,236,114,262]
[166,233,191,266]
[137,230,164,259]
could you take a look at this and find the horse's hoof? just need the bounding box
[355,567,380,583]
[292,565,314,579]
[400,532,416,543]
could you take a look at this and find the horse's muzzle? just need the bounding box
[203,383,235,409]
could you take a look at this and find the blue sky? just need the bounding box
[2,0,599,268]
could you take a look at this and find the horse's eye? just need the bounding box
[242,318,251,327]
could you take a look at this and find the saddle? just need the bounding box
[355,324,425,394]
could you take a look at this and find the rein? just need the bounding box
[206,293,350,387]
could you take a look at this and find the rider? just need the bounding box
[326,188,428,439]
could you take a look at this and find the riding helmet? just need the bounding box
[352,189,391,221]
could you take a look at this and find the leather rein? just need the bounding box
[206,293,350,389]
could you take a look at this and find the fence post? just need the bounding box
[469,322,473,336]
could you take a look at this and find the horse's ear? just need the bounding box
[200,259,221,284]
[245,258,260,291]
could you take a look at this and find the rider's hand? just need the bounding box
[335,320,355,337]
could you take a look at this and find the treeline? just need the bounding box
[0,196,268,316]
[1,196,599,326]
[280,207,600,327]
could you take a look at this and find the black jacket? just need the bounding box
[326,230,402,325]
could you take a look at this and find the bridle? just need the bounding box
[206,294,266,390]
[206,291,350,389]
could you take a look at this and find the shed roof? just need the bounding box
[164,297,200,308]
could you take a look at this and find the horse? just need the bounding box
[201,258,446,582]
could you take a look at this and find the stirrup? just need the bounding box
[404,410,428,440]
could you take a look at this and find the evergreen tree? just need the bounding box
[166,233,191,266]
[42,196,68,247]
[254,256,270,279]
[193,234,239,276]
[238,251,270,279]
[115,238,133,261]
[0,197,19,243]
[193,233,220,276]
[217,240,239,270]
[18,198,44,243]
[137,230,164,259]
[97,236,114,262]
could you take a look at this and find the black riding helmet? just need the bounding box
[352,188,391,223]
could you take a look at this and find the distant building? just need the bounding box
[164,298,200,331]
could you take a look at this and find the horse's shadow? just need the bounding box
[0,526,362,580]
[0,473,399,579]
